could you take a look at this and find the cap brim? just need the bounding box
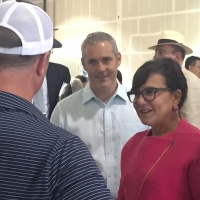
[53,38,62,48]
[148,43,193,55]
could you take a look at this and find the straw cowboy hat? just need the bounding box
[148,30,193,55]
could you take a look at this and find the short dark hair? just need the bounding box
[131,58,188,109]
[75,75,87,83]
[0,27,41,69]
[185,56,200,69]
[117,70,122,83]
[172,45,185,60]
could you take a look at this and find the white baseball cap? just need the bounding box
[0,1,53,55]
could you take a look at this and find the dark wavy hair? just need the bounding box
[131,58,188,109]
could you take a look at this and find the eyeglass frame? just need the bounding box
[127,87,174,103]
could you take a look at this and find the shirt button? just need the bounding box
[106,129,109,132]
[108,174,111,177]
[107,151,110,155]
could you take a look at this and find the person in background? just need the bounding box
[60,76,85,100]
[117,58,200,200]
[148,30,200,129]
[18,0,71,120]
[33,38,71,119]
[51,31,149,198]
[71,78,83,93]
[76,75,88,87]
[0,2,113,199]
[60,76,83,100]
[185,56,200,79]
[45,40,71,119]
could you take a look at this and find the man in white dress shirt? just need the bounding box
[51,32,148,198]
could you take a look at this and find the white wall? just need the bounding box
[31,0,200,87]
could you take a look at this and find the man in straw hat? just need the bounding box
[148,30,200,129]
[0,1,113,199]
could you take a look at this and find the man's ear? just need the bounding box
[117,52,122,67]
[188,65,194,72]
[36,52,50,77]
[175,52,182,65]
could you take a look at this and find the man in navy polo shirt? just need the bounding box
[0,1,113,199]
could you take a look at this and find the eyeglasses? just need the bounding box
[127,87,173,103]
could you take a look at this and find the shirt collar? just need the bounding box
[82,80,128,104]
[82,82,96,104]
[0,91,47,120]
[116,80,129,101]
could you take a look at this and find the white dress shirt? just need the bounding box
[33,76,49,117]
[180,67,200,129]
[51,81,149,198]
[43,76,49,116]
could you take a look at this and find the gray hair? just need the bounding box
[81,32,118,57]
[71,78,83,93]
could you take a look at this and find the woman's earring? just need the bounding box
[173,105,179,112]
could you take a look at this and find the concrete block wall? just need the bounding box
[5,0,200,87]
[120,0,200,86]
